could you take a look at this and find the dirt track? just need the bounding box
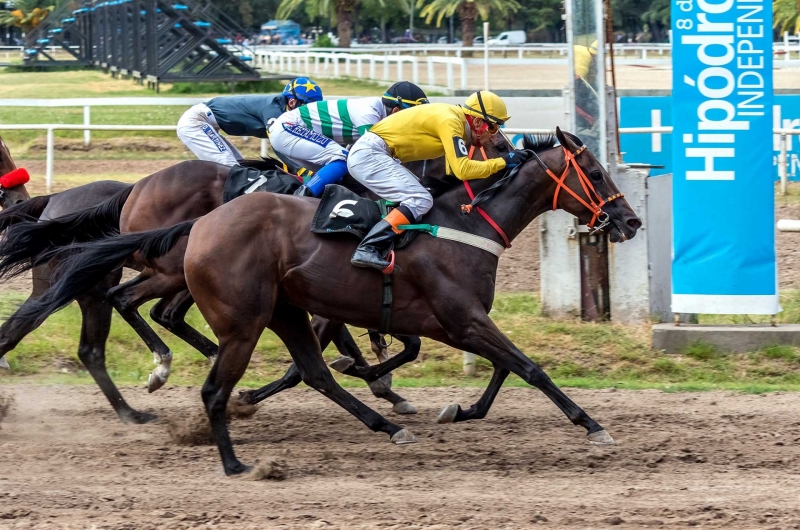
[1,384,800,529]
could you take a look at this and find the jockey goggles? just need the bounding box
[463,91,506,132]
[381,93,429,109]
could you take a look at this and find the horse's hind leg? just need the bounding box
[335,334,422,385]
[106,270,182,393]
[365,331,416,414]
[269,305,415,444]
[238,317,418,411]
[77,271,157,424]
[318,318,417,414]
[202,326,263,476]
[236,363,302,405]
[436,364,509,424]
[150,289,218,359]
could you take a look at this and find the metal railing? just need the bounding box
[620,126,800,195]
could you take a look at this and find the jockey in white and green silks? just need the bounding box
[268,81,429,197]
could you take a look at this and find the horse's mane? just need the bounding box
[522,131,584,153]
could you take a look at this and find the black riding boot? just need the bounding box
[351,220,398,271]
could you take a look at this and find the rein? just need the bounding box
[529,144,623,233]
[460,141,625,240]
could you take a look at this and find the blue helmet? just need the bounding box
[283,77,323,105]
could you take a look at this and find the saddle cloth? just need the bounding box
[310,185,381,238]
[223,165,302,203]
[311,185,418,248]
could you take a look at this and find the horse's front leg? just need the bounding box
[435,307,612,444]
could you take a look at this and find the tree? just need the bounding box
[774,0,800,34]
[278,0,359,47]
[640,0,668,42]
[417,0,521,47]
[0,0,57,33]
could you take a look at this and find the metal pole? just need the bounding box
[409,2,413,41]
[449,14,454,44]
[83,105,91,146]
[46,127,54,193]
[483,22,489,91]
[780,133,788,195]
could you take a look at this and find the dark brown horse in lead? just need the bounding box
[32,128,641,475]
[0,137,509,420]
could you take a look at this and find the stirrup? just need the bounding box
[381,250,396,275]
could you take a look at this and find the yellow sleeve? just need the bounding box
[574,46,591,79]
[438,117,507,181]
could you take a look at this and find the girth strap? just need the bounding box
[379,273,393,334]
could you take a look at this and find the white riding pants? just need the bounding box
[267,117,347,171]
[347,132,433,220]
[177,104,243,167]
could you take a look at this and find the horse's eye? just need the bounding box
[590,170,603,182]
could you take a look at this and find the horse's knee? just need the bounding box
[77,345,105,368]
[150,302,174,327]
[107,285,134,312]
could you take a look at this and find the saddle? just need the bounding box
[222,165,302,203]
[310,185,418,249]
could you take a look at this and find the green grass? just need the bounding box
[5,291,800,393]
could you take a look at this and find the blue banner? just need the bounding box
[671,0,777,314]
[620,95,800,180]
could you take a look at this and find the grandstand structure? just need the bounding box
[23,0,261,89]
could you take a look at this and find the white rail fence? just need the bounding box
[622,126,800,195]
[256,50,468,90]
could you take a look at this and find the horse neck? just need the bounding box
[424,147,565,245]
[0,142,16,175]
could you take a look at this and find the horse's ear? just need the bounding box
[555,127,571,149]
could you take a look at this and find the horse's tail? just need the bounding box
[10,220,196,330]
[0,185,133,279]
[0,195,52,232]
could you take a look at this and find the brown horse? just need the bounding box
[0,137,509,418]
[0,135,35,216]
[33,129,641,475]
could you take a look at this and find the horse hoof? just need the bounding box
[228,464,254,477]
[147,372,167,393]
[392,401,418,415]
[0,357,9,370]
[587,429,615,445]
[436,404,459,424]
[237,390,256,405]
[120,410,158,425]
[390,429,417,445]
[329,356,355,373]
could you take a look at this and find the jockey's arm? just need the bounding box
[439,118,507,181]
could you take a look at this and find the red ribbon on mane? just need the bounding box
[0,168,30,189]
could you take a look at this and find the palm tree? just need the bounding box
[277,0,358,48]
[0,0,57,33]
[416,0,521,48]
[774,0,800,34]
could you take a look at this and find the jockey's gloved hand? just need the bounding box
[501,149,533,168]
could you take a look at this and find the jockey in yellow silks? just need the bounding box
[347,90,532,272]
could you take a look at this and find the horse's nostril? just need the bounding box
[626,217,643,230]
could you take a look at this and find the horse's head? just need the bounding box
[0,135,31,208]
[545,127,641,243]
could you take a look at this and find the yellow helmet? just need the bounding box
[589,40,598,55]
[462,90,511,125]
